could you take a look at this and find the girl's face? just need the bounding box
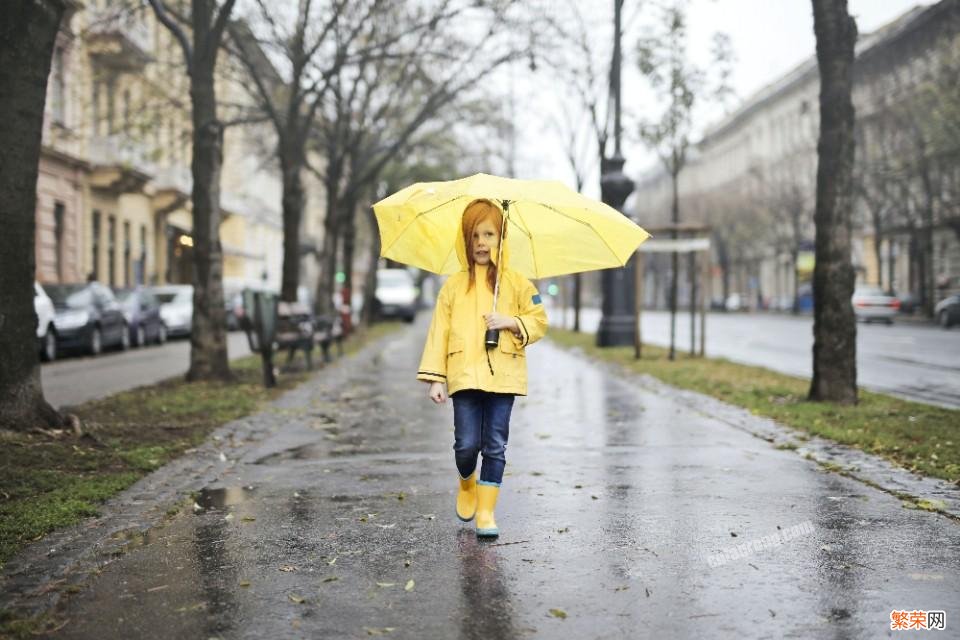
[472,218,499,265]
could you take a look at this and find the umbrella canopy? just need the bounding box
[372,173,650,279]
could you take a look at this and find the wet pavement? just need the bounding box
[7,319,960,639]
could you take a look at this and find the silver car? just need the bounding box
[852,286,899,324]
[152,285,194,337]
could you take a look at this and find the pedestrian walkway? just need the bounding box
[6,320,959,639]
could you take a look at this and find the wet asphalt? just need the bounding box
[30,319,960,639]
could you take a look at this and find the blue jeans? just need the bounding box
[452,390,515,485]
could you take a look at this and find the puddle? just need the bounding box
[196,486,256,511]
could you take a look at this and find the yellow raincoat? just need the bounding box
[417,225,548,396]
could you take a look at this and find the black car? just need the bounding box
[47,282,129,356]
[115,287,167,347]
[935,294,960,328]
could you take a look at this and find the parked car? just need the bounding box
[852,286,899,324]
[724,293,744,312]
[934,294,960,328]
[374,269,418,322]
[115,287,167,346]
[152,285,193,337]
[34,282,57,361]
[46,282,129,355]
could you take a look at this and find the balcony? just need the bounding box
[85,8,152,71]
[88,134,153,193]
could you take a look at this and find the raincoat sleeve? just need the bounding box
[417,279,453,384]
[510,276,548,348]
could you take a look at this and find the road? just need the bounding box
[24,319,959,639]
[40,331,252,409]
[557,306,960,409]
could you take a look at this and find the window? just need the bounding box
[92,210,101,280]
[106,78,115,134]
[51,47,66,125]
[139,224,147,285]
[123,221,131,286]
[108,215,116,286]
[54,202,65,282]
[92,81,100,136]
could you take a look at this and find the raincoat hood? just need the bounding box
[454,203,511,274]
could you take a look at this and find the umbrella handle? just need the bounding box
[486,200,510,349]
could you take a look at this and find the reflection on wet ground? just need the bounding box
[44,319,960,639]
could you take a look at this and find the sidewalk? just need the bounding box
[3,320,959,639]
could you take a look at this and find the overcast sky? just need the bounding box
[511,0,935,197]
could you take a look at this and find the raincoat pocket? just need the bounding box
[447,336,465,357]
[499,337,524,358]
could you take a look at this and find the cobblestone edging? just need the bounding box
[0,328,410,618]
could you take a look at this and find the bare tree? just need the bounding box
[308,0,535,320]
[0,0,71,431]
[809,0,858,404]
[541,0,614,332]
[147,0,237,381]
[635,0,732,360]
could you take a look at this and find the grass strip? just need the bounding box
[0,323,403,572]
[547,328,959,486]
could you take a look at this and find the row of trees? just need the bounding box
[0,0,541,430]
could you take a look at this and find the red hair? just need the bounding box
[461,199,504,293]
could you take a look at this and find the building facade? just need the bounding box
[632,1,960,313]
[36,2,313,299]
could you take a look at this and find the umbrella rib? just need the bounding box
[379,196,465,260]
[510,202,539,278]
[537,202,628,268]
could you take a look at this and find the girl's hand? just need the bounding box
[483,312,518,332]
[429,381,447,404]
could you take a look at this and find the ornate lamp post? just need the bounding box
[597,0,637,347]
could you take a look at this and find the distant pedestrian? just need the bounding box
[417,199,548,538]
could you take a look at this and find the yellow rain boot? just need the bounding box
[456,472,478,522]
[475,482,500,538]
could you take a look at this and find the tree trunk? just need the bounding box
[341,193,358,292]
[280,139,304,302]
[0,0,69,431]
[808,0,858,404]
[669,169,680,361]
[573,273,582,332]
[360,208,380,327]
[186,2,231,382]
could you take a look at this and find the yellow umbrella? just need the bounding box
[372,172,650,279]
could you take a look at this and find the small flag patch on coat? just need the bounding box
[532,294,542,304]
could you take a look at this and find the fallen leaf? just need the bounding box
[224,513,234,522]
[239,580,251,588]
[375,523,397,529]
[322,576,339,583]
[557,527,569,534]
[404,560,411,568]
[288,594,305,604]
[146,584,168,593]
[549,608,567,619]
[405,579,415,592]
[242,516,256,522]
[279,565,297,572]
[376,582,395,588]
[219,452,227,462]
[327,557,338,566]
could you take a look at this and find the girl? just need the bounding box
[417,199,548,538]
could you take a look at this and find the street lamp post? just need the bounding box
[597,0,636,347]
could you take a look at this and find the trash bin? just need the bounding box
[241,289,278,387]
